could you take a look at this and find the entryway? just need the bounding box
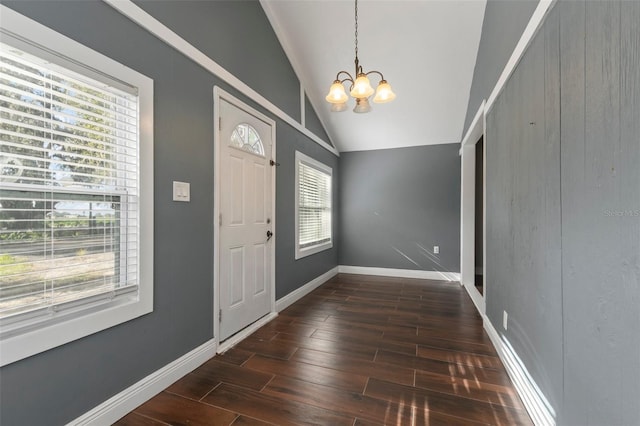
[460,102,486,314]
[214,88,277,347]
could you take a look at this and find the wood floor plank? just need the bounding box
[192,358,274,391]
[115,412,170,426]
[272,332,377,360]
[243,353,368,393]
[365,378,533,425]
[324,315,419,338]
[202,383,354,426]
[252,321,318,338]
[215,347,255,366]
[416,325,495,346]
[230,415,277,426]
[310,321,384,339]
[384,332,498,356]
[291,348,415,386]
[262,375,403,424]
[310,328,417,356]
[414,369,525,408]
[416,345,504,370]
[353,411,490,426]
[165,372,220,400]
[375,349,512,387]
[235,336,298,360]
[133,391,238,426]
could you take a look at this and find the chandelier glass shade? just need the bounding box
[325,0,396,113]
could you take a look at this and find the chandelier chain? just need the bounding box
[354,0,358,62]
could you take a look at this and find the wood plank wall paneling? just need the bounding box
[619,2,640,420]
[115,274,533,425]
[487,0,640,423]
[562,1,640,424]
[485,2,564,412]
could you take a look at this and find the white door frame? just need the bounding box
[460,100,486,315]
[213,86,277,352]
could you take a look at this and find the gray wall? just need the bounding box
[305,94,332,145]
[463,0,539,138]
[339,144,460,274]
[485,5,563,412]
[485,1,640,423]
[559,1,639,423]
[135,0,301,122]
[0,1,337,425]
[275,121,338,299]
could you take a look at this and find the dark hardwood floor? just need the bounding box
[116,274,532,425]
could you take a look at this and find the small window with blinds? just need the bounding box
[0,12,153,367]
[295,152,332,259]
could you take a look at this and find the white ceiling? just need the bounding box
[261,0,486,152]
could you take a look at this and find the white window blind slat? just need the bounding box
[0,95,138,143]
[0,131,138,165]
[1,52,139,113]
[0,80,138,127]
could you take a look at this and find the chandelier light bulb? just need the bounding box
[325,80,348,103]
[350,74,374,98]
[373,80,396,104]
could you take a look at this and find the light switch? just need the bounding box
[173,181,190,202]
[433,245,440,254]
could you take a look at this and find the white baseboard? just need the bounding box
[483,318,556,426]
[338,265,460,282]
[276,266,338,312]
[463,281,485,315]
[69,339,217,426]
[217,311,278,354]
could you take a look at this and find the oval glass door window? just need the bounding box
[230,123,265,157]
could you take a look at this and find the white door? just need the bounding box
[219,98,273,341]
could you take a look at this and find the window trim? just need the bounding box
[294,151,332,260]
[0,6,154,367]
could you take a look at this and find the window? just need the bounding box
[230,123,264,157]
[295,151,332,259]
[0,7,153,366]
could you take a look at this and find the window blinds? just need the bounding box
[0,43,139,321]
[298,160,331,248]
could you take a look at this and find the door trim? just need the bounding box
[460,101,486,315]
[213,86,276,349]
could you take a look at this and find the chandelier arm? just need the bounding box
[364,70,385,81]
[336,71,354,83]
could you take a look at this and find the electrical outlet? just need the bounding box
[433,245,439,254]
[503,311,508,330]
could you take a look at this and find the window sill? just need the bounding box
[295,241,333,260]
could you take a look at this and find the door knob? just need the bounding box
[266,230,273,241]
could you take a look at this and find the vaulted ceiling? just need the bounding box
[261,0,486,152]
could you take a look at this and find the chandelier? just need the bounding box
[325,0,396,113]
